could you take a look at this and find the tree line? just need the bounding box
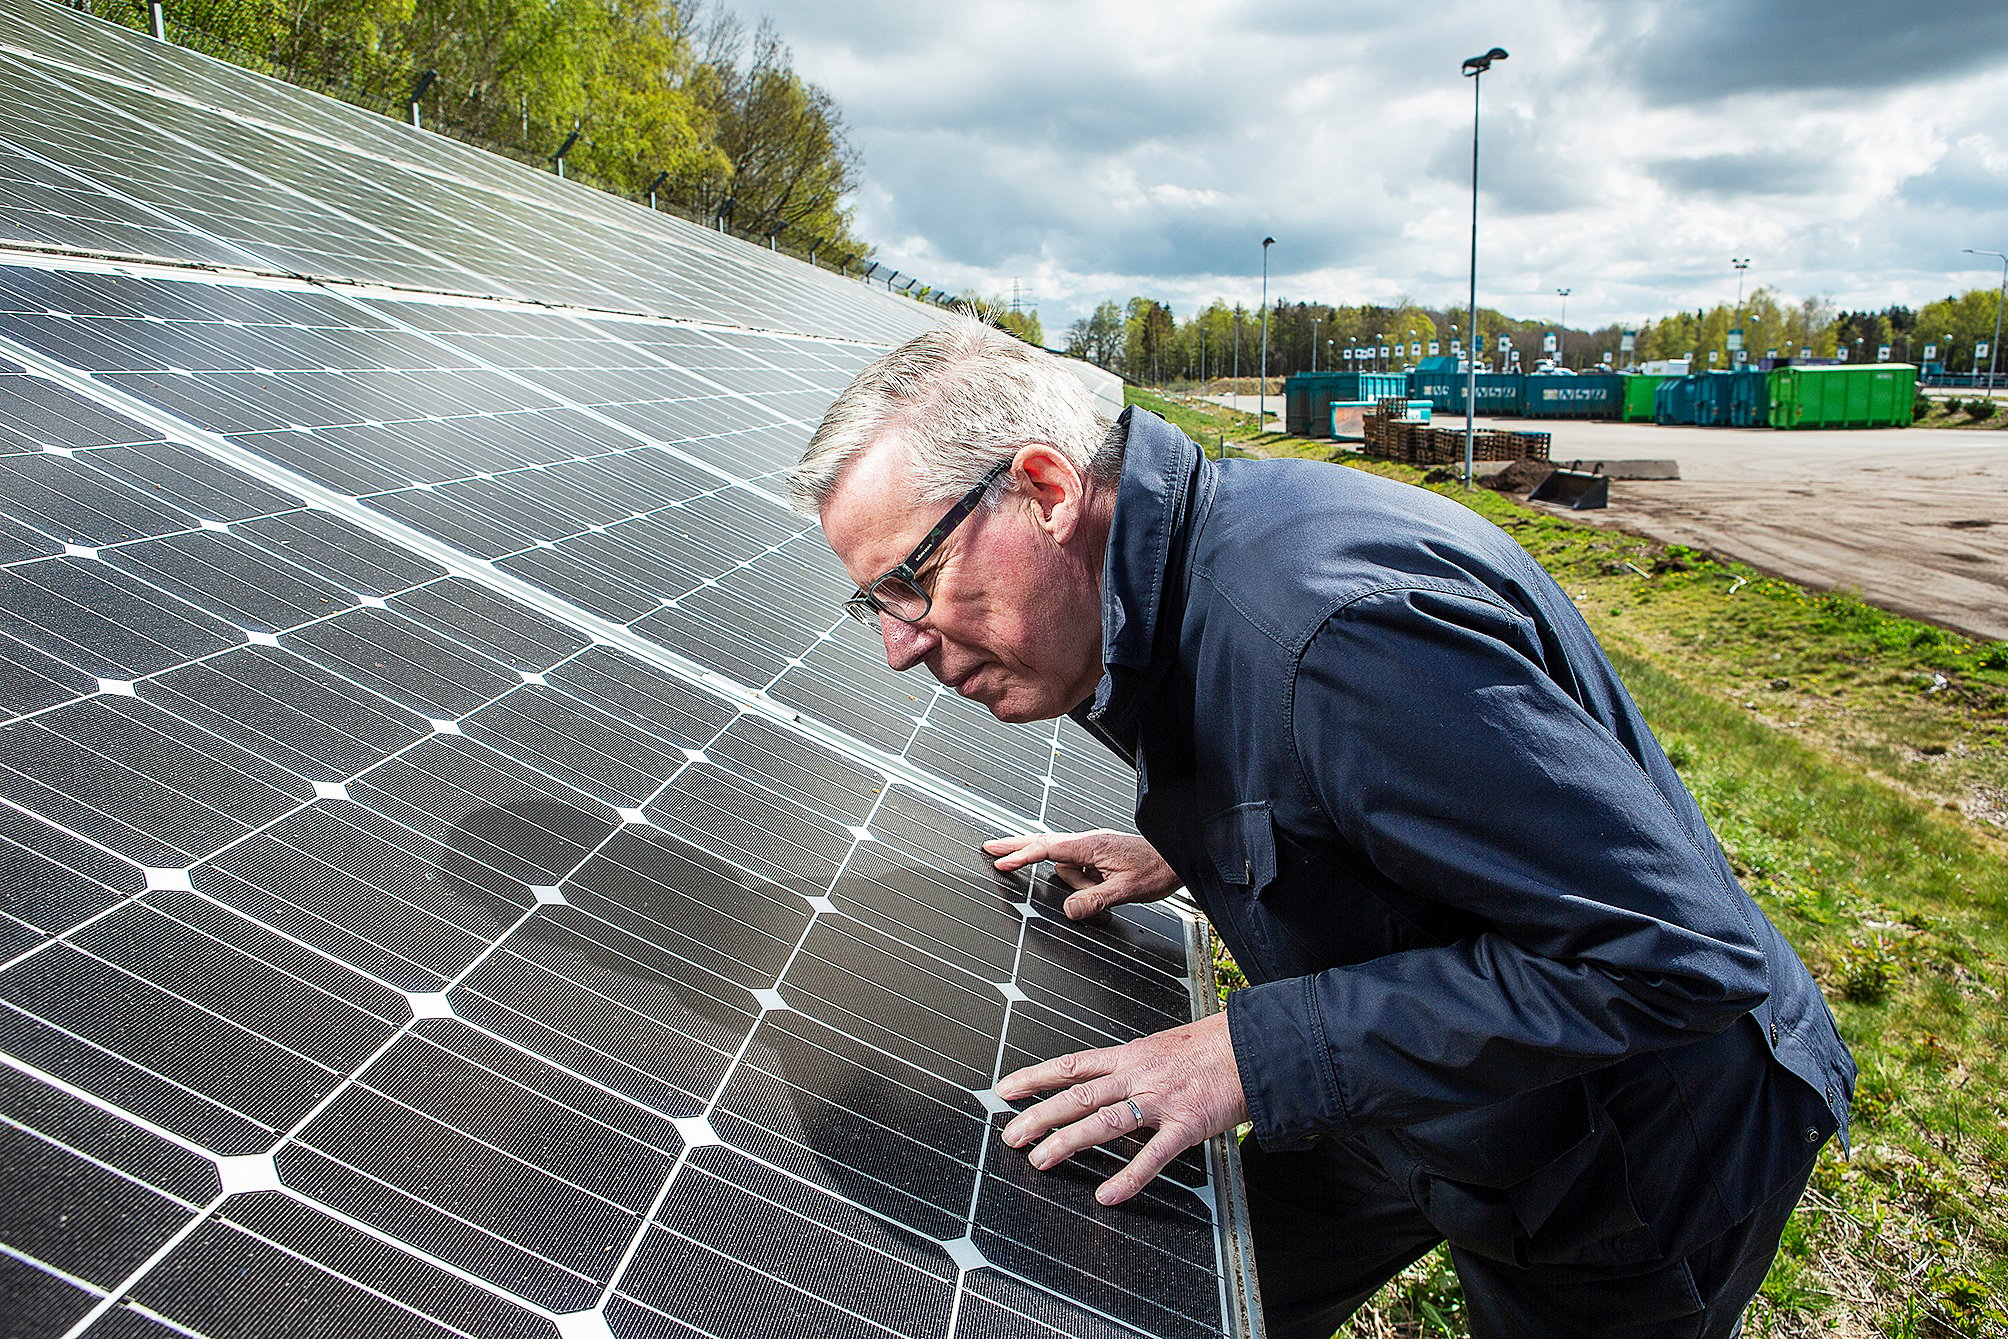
[82,0,870,263]
[1061,287,2008,383]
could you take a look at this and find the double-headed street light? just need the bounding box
[1964,248,2007,392]
[1554,288,1571,368]
[1460,46,1507,487]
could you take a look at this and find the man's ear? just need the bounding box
[1011,444,1087,541]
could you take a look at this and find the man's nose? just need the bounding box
[879,615,937,672]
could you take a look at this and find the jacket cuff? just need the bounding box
[1226,975,1350,1151]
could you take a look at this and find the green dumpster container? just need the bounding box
[1767,364,1917,429]
[1620,374,1666,422]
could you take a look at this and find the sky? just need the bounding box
[746,0,2008,338]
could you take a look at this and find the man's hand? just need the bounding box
[983,829,1179,921]
[995,1013,1247,1206]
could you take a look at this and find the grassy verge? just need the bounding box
[1122,383,1271,454]
[1913,397,2008,431]
[1207,439,2008,1336]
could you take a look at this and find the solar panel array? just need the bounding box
[0,6,1259,1339]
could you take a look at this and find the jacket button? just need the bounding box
[1768,1020,1780,1045]
[1803,1127,1821,1144]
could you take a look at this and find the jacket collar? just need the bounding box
[1081,407,1207,734]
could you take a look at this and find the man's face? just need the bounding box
[820,439,1105,724]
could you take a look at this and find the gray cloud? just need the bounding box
[1647,150,1833,198]
[744,0,2008,332]
[1606,0,2008,103]
[1899,139,2008,212]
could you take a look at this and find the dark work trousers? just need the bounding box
[1241,1132,1817,1339]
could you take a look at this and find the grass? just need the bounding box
[1193,427,2008,1336]
[1122,383,1272,455]
[1913,396,2008,431]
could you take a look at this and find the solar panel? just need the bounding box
[0,7,1259,1338]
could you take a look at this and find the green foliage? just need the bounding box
[1966,398,1997,421]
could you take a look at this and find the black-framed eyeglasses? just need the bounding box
[844,459,1012,625]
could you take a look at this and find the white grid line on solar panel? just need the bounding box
[971,1198,1221,1336]
[558,779,896,1316]
[0,275,1220,1332]
[0,706,983,1324]
[965,1267,1163,1339]
[0,57,524,303]
[0,13,946,345]
[0,359,1148,1027]
[629,1171,941,1339]
[0,324,1054,848]
[178,1211,496,1339]
[0,89,259,272]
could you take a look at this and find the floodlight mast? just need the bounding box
[1460,46,1506,488]
[1965,248,2008,392]
[1554,288,1571,368]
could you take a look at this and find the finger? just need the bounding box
[1096,1127,1195,1206]
[989,831,1101,873]
[1002,1074,1126,1149]
[1025,1095,1148,1170]
[995,1047,1115,1103]
[1052,863,1101,891]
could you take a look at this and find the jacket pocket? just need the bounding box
[1410,1081,1656,1269]
[1203,802,1278,891]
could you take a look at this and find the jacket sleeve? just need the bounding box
[1226,584,1771,1149]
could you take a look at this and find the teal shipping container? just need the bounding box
[1727,371,1769,427]
[1688,370,1766,426]
[1620,374,1665,422]
[1520,373,1624,420]
[1410,369,1523,416]
[1768,364,1917,428]
[1654,374,1708,425]
[1285,372,1409,436]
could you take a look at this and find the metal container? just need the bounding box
[1620,374,1666,422]
[1654,374,1705,425]
[1285,372,1410,437]
[1519,372,1624,420]
[1727,370,1770,428]
[1410,369,1523,416]
[1690,371,1759,427]
[1767,364,1918,429]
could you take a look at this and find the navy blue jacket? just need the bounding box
[1076,410,1855,1268]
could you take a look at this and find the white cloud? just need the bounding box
[750,0,2008,333]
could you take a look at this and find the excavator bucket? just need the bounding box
[1528,460,1610,510]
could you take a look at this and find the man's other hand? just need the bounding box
[983,829,1179,920]
[995,1013,1248,1205]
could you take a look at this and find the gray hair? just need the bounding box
[786,312,1120,515]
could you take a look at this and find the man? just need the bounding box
[787,317,1854,1338]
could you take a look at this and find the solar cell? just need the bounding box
[0,5,1257,1336]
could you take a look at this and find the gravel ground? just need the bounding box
[1461,417,2008,642]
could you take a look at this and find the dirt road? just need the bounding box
[1462,418,2008,642]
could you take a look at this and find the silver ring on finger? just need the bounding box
[1124,1097,1144,1126]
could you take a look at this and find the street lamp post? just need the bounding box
[1259,237,1276,433]
[1730,257,1750,365]
[1311,317,1321,372]
[1964,248,2007,393]
[1460,47,1507,487]
[1554,288,1571,368]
